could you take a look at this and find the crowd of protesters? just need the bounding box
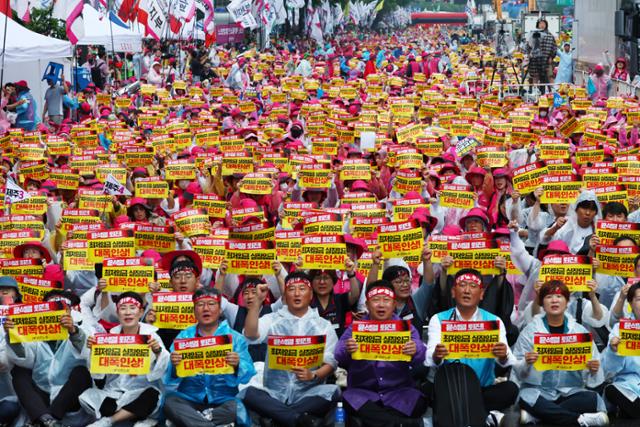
[0,21,639,427]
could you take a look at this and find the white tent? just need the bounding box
[0,14,72,64]
[77,6,143,52]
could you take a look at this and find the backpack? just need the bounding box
[433,362,487,427]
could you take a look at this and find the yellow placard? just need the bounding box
[8,302,68,343]
[595,245,638,278]
[447,240,500,275]
[439,184,476,209]
[87,229,136,263]
[175,335,234,376]
[267,335,325,370]
[172,209,210,237]
[90,334,151,375]
[540,255,592,292]
[441,320,500,359]
[352,320,411,362]
[153,292,195,330]
[103,258,154,293]
[618,319,640,356]
[301,235,347,269]
[225,240,275,275]
[533,333,592,371]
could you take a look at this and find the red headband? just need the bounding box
[117,297,142,308]
[455,273,482,287]
[193,294,221,303]
[549,286,564,295]
[286,277,311,288]
[366,287,395,300]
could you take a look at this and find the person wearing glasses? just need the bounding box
[426,269,519,427]
[164,287,256,427]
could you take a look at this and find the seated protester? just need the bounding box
[4,288,93,427]
[214,258,284,306]
[602,282,640,419]
[308,266,361,337]
[83,292,169,427]
[426,269,519,427]
[164,287,256,427]
[513,281,608,427]
[509,222,609,335]
[362,247,434,335]
[591,235,639,308]
[540,191,600,255]
[0,277,23,427]
[335,280,426,427]
[242,272,339,427]
[608,255,640,327]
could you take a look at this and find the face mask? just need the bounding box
[177,180,189,190]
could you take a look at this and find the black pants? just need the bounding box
[605,385,640,419]
[519,390,599,426]
[344,399,427,427]
[99,388,159,420]
[11,365,92,421]
[243,386,334,427]
[482,381,519,411]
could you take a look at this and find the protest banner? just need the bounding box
[533,332,592,371]
[427,234,457,263]
[193,194,227,219]
[60,209,102,236]
[102,258,154,293]
[352,320,411,362]
[90,334,151,375]
[174,335,234,377]
[275,230,303,262]
[512,162,548,194]
[134,224,176,252]
[476,146,507,168]
[172,209,210,237]
[540,175,583,204]
[595,245,638,278]
[222,153,254,175]
[225,240,275,275]
[593,185,628,208]
[229,221,275,241]
[11,196,47,216]
[447,240,500,275]
[393,169,422,195]
[582,167,618,189]
[351,217,389,239]
[439,184,476,209]
[239,174,273,195]
[538,138,570,160]
[377,220,423,259]
[152,293,195,330]
[340,159,371,181]
[575,145,605,164]
[356,252,383,280]
[392,197,428,222]
[441,321,500,359]
[192,237,226,269]
[0,258,44,277]
[348,202,387,219]
[8,301,68,343]
[135,177,169,199]
[63,240,93,271]
[267,335,326,370]
[298,164,332,189]
[540,255,592,292]
[49,168,80,190]
[301,235,347,269]
[165,160,196,181]
[596,220,640,245]
[618,319,640,356]
[78,191,114,213]
[87,229,136,263]
[303,213,344,235]
[499,242,522,275]
[0,229,41,258]
[17,276,57,303]
[342,192,377,204]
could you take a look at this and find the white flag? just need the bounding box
[139,0,169,40]
[103,174,132,196]
[52,0,84,44]
[310,9,323,45]
[227,0,258,29]
[5,179,30,205]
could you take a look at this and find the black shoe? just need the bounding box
[295,413,323,427]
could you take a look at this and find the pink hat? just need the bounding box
[114,215,130,227]
[43,264,64,287]
[538,240,571,260]
[459,207,490,230]
[465,166,486,182]
[410,207,438,233]
[594,64,605,72]
[344,234,367,259]
[239,198,258,209]
[492,168,511,179]
[351,180,370,192]
[441,224,462,236]
[141,249,162,266]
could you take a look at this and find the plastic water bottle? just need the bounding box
[335,401,346,426]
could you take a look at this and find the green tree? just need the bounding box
[16,6,67,40]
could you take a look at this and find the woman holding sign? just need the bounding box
[601,282,640,419]
[512,280,608,426]
[82,292,169,427]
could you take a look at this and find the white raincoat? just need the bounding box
[241,306,339,404]
[78,322,169,418]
